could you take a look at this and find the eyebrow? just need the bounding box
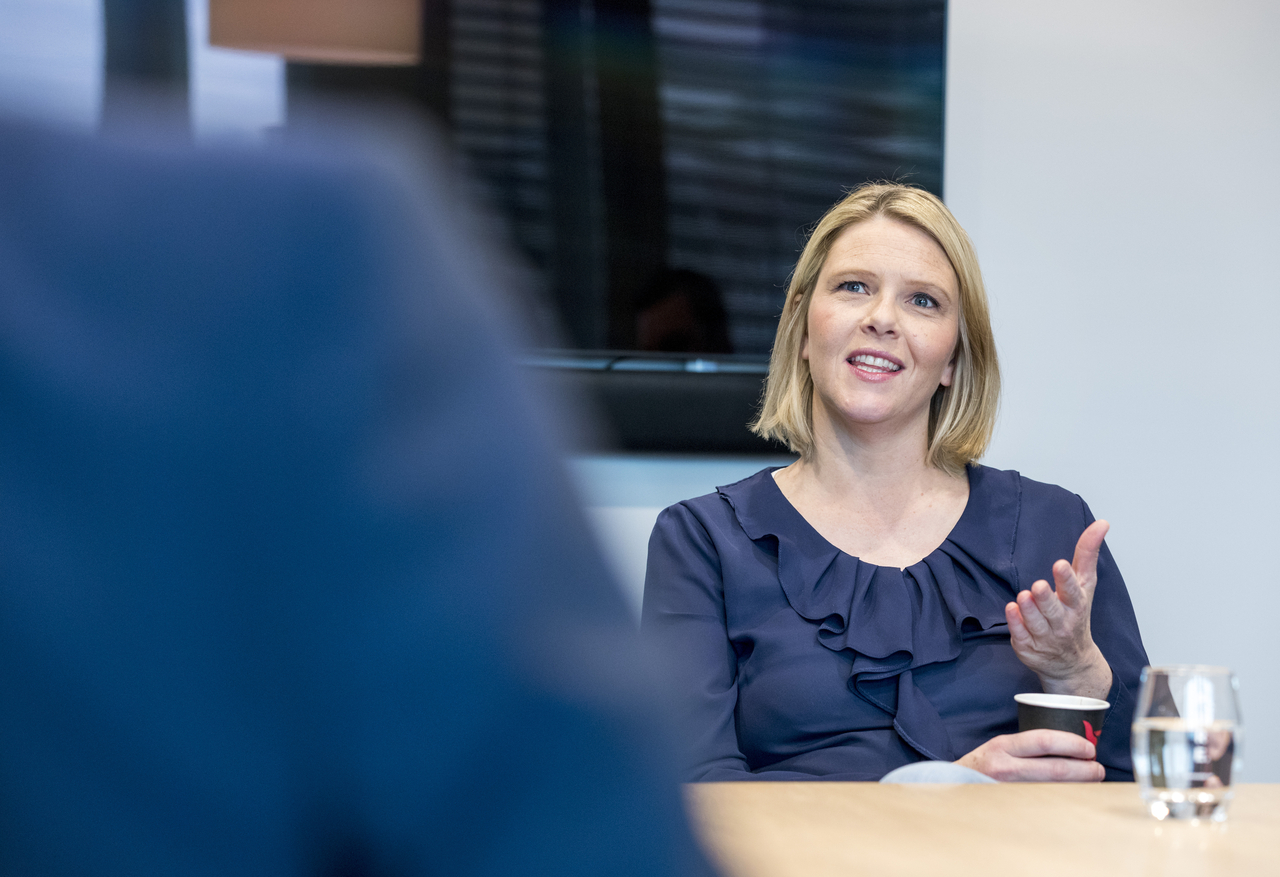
[825,268,956,299]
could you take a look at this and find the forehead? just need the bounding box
[820,215,958,291]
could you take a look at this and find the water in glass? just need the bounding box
[1131,666,1242,822]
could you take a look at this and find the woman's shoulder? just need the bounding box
[970,463,1090,514]
[967,464,1096,575]
[653,466,785,540]
[953,465,1099,594]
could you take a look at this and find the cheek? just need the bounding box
[802,307,838,362]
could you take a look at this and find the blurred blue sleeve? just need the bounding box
[0,115,716,877]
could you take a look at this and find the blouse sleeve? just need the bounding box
[1082,501,1150,781]
[1011,479,1150,780]
[641,502,757,781]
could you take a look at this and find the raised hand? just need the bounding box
[1005,520,1113,700]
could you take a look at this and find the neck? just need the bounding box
[785,402,958,514]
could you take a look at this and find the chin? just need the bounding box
[828,406,899,430]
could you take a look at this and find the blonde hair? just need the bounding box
[751,183,1000,476]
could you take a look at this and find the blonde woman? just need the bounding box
[642,184,1147,782]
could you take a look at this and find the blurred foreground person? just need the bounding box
[0,113,714,877]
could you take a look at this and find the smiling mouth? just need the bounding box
[849,354,903,373]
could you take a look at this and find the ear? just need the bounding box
[800,331,810,362]
[940,351,957,387]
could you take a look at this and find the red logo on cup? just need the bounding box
[1083,720,1100,746]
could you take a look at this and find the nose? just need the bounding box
[861,292,898,336]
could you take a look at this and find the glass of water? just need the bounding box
[1131,665,1243,821]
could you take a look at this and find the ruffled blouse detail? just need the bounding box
[719,465,1026,762]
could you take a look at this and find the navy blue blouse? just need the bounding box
[642,465,1149,782]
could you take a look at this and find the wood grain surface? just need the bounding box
[687,782,1280,877]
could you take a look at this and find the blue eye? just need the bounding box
[911,293,937,308]
[839,281,867,293]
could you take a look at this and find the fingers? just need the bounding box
[1005,601,1042,659]
[1052,559,1087,610]
[1003,729,1096,761]
[958,732,1106,783]
[1026,579,1065,628]
[1020,520,1110,626]
[1012,581,1063,643]
[1007,584,1066,654]
[1071,519,1109,582]
[1006,755,1105,783]
[1005,601,1028,645]
[1007,522,1111,686]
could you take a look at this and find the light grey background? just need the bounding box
[0,0,282,139]
[577,0,1280,782]
[944,0,1280,782]
[2,0,1275,781]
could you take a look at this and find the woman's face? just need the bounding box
[802,215,961,443]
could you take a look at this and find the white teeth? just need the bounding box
[851,354,902,371]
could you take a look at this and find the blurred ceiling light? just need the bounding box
[208,0,420,66]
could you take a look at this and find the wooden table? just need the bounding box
[687,783,1280,877]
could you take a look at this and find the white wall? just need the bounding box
[579,0,1280,781]
[0,0,101,130]
[0,0,283,140]
[571,455,793,617]
[7,0,1273,783]
[945,0,1280,781]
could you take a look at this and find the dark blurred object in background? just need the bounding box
[636,268,733,354]
[101,0,189,133]
[277,0,947,355]
[0,111,716,877]
[10,0,939,452]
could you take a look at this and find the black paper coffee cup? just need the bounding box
[1015,693,1109,746]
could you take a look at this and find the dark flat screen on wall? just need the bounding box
[445,0,947,357]
[288,0,946,451]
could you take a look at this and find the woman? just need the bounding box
[642,184,1148,782]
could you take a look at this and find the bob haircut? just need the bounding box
[751,183,1000,477]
